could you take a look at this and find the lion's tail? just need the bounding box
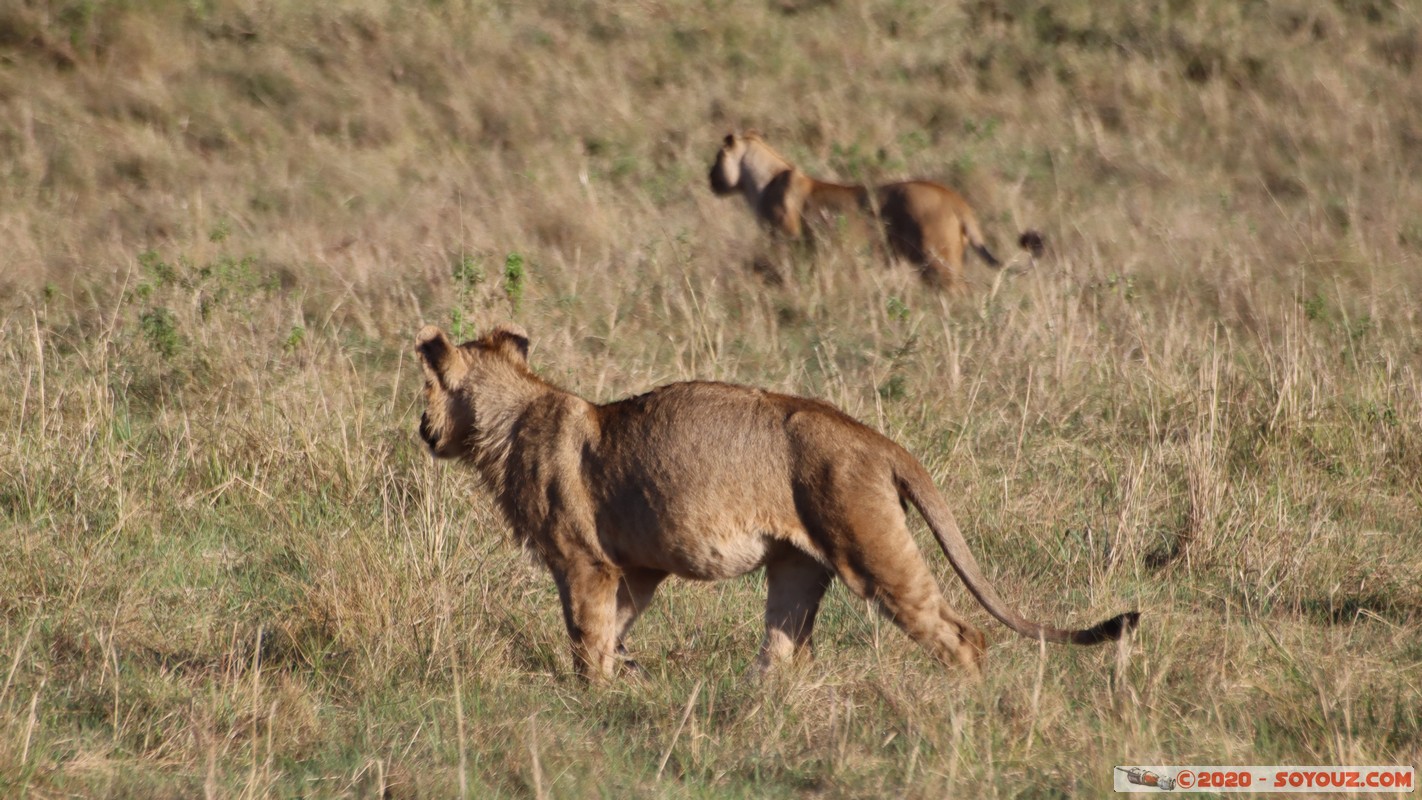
[962,211,1001,268]
[894,455,1139,646]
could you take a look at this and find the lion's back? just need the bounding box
[595,381,892,490]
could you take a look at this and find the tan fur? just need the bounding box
[709,131,1017,292]
[416,323,1137,681]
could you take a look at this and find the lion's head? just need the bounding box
[708,132,750,196]
[414,323,530,460]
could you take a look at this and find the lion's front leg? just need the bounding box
[550,559,623,682]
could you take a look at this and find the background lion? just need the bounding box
[416,322,1137,681]
[709,130,1036,292]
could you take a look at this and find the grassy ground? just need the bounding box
[2,0,1420,796]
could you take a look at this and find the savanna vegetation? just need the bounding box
[1,0,1420,796]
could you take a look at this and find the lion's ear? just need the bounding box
[723,132,736,147]
[490,322,530,362]
[416,325,456,386]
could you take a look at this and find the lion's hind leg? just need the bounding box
[919,225,969,294]
[881,223,968,293]
[757,546,835,674]
[858,551,985,675]
[831,502,985,675]
[918,252,969,295]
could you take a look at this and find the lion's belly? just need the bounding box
[667,529,776,580]
[611,514,818,581]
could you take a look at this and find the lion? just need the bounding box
[415,322,1137,681]
[708,130,1036,291]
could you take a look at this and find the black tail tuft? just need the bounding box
[1071,611,1140,645]
[1018,230,1046,258]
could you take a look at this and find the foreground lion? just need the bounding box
[709,130,1036,291]
[416,323,1136,680]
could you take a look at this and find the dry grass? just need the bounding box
[2,0,1420,796]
